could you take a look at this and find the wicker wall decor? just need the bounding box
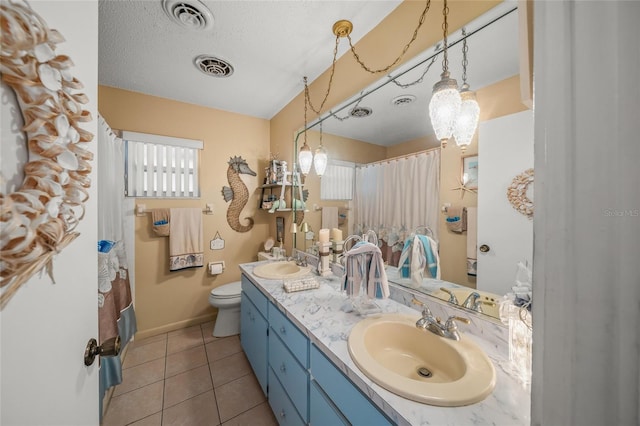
[221,156,256,232]
[507,168,534,220]
[0,1,94,308]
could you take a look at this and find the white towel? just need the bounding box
[169,208,203,271]
[321,206,339,230]
[466,207,477,277]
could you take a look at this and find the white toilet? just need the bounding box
[208,281,242,337]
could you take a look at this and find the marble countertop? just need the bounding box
[240,261,530,426]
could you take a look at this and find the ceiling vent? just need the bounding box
[391,95,417,107]
[194,55,234,78]
[350,106,373,118]
[163,0,214,31]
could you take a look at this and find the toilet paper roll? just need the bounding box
[209,263,223,275]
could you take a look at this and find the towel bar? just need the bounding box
[136,204,214,216]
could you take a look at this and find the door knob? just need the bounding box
[479,244,490,253]
[84,335,121,366]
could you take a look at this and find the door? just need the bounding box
[0,1,100,424]
[476,110,534,295]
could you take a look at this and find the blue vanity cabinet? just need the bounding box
[268,303,310,423]
[310,344,393,426]
[240,275,269,395]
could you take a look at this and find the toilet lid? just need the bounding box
[210,281,242,298]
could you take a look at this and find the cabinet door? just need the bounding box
[240,294,268,395]
[310,380,348,426]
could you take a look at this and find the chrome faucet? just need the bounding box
[294,253,308,267]
[412,298,470,341]
[439,287,459,305]
[461,292,496,314]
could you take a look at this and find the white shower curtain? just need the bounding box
[97,115,137,414]
[353,149,440,251]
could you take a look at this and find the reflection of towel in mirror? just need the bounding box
[169,208,203,271]
[321,206,338,230]
[398,235,440,287]
[446,206,464,233]
[466,207,477,277]
[342,241,389,299]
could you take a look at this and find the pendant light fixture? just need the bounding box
[429,0,460,148]
[453,28,480,153]
[298,80,313,175]
[313,121,328,177]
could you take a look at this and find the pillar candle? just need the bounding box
[318,228,330,243]
[330,228,342,242]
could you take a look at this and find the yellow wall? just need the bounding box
[98,86,271,337]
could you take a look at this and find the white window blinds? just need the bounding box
[320,160,355,200]
[123,131,203,198]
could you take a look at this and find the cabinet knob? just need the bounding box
[280,410,286,418]
[280,326,286,334]
[280,363,286,373]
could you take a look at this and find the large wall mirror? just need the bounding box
[292,1,533,320]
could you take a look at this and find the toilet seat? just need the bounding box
[210,281,241,299]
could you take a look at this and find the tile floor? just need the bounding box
[102,322,278,426]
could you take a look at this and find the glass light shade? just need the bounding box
[429,71,461,145]
[298,142,313,175]
[300,222,310,233]
[314,145,328,177]
[453,85,480,151]
[290,222,298,233]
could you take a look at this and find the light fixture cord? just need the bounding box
[305,35,341,116]
[346,0,431,74]
[461,27,468,84]
[442,0,449,73]
[303,77,309,144]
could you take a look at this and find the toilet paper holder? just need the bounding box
[208,261,225,275]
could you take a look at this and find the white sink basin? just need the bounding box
[432,288,501,319]
[348,313,496,406]
[252,261,311,280]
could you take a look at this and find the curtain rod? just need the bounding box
[358,146,440,168]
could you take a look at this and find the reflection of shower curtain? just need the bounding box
[353,149,440,262]
[97,115,137,414]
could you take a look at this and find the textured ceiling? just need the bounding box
[98,0,402,119]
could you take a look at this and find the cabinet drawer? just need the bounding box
[269,332,308,421]
[311,344,392,426]
[268,303,308,367]
[310,380,348,426]
[268,368,304,426]
[242,274,268,317]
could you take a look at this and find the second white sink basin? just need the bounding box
[252,261,311,280]
[348,313,496,406]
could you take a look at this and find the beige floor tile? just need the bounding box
[162,390,220,426]
[129,412,162,426]
[210,352,251,388]
[221,402,277,426]
[124,340,167,369]
[200,321,218,344]
[167,325,204,354]
[205,336,242,363]
[164,364,213,409]
[114,358,165,396]
[215,374,267,423]
[166,345,208,378]
[130,333,168,349]
[102,381,164,426]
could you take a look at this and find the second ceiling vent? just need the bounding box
[163,0,214,31]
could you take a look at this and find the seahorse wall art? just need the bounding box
[221,156,256,232]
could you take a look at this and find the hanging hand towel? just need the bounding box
[446,206,464,233]
[321,206,339,230]
[466,207,478,277]
[151,208,171,237]
[169,208,203,271]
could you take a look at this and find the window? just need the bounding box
[320,160,355,200]
[123,131,203,198]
